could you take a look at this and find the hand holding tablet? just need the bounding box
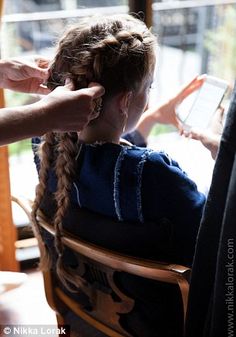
[178,75,228,131]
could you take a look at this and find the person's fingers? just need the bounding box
[52,78,75,92]
[216,106,225,119]
[189,128,205,142]
[184,74,206,91]
[189,130,201,140]
[212,106,224,125]
[58,81,105,97]
[176,74,206,102]
[175,118,183,132]
[39,68,49,80]
[179,79,203,99]
[208,106,224,135]
[4,77,49,94]
[87,82,105,98]
[64,78,75,90]
[188,75,205,92]
[34,57,50,69]
[22,54,50,69]
[29,57,50,78]
[23,65,49,80]
[36,85,51,95]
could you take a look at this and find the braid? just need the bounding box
[32,132,85,290]
[47,14,156,96]
[53,132,85,289]
[31,132,56,270]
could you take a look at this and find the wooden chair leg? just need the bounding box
[56,313,65,325]
[177,277,190,331]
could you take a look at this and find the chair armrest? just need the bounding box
[11,195,33,222]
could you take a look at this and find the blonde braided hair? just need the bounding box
[31,132,56,270]
[32,14,156,289]
[53,132,85,289]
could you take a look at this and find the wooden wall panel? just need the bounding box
[128,0,153,27]
[0,0,19,271]
[0,146,19,271]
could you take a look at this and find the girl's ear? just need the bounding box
[119,91,133,114]
[116,91,132,134]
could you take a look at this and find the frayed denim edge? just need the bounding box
[73,182,81,207]
[136,149,153,223]
[113,147,128,221]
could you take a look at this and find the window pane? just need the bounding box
[151,1,236,105]
[2,1,128,57]
[4,0,128,14]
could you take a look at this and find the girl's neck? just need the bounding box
[78,119,121,145]
[79,97,125,145]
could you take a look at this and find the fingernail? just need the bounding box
[65,78,72,85]
[88,82,98,88]
[88,82,105,92]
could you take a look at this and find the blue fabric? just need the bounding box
[32,139,205,266]
[32,138,206,336]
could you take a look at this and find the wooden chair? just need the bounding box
[12,196,191,337]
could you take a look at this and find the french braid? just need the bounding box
[53,132,85,289]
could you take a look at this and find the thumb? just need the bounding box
[87,82,105,98]
[64,78,75,90]
[173,115,183,131]
[189,128,206,142]
[215,106,224,122]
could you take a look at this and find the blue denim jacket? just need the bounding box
[33,139,205,266]
[32,138,205,336]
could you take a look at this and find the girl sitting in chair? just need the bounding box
[32,14,205,337]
